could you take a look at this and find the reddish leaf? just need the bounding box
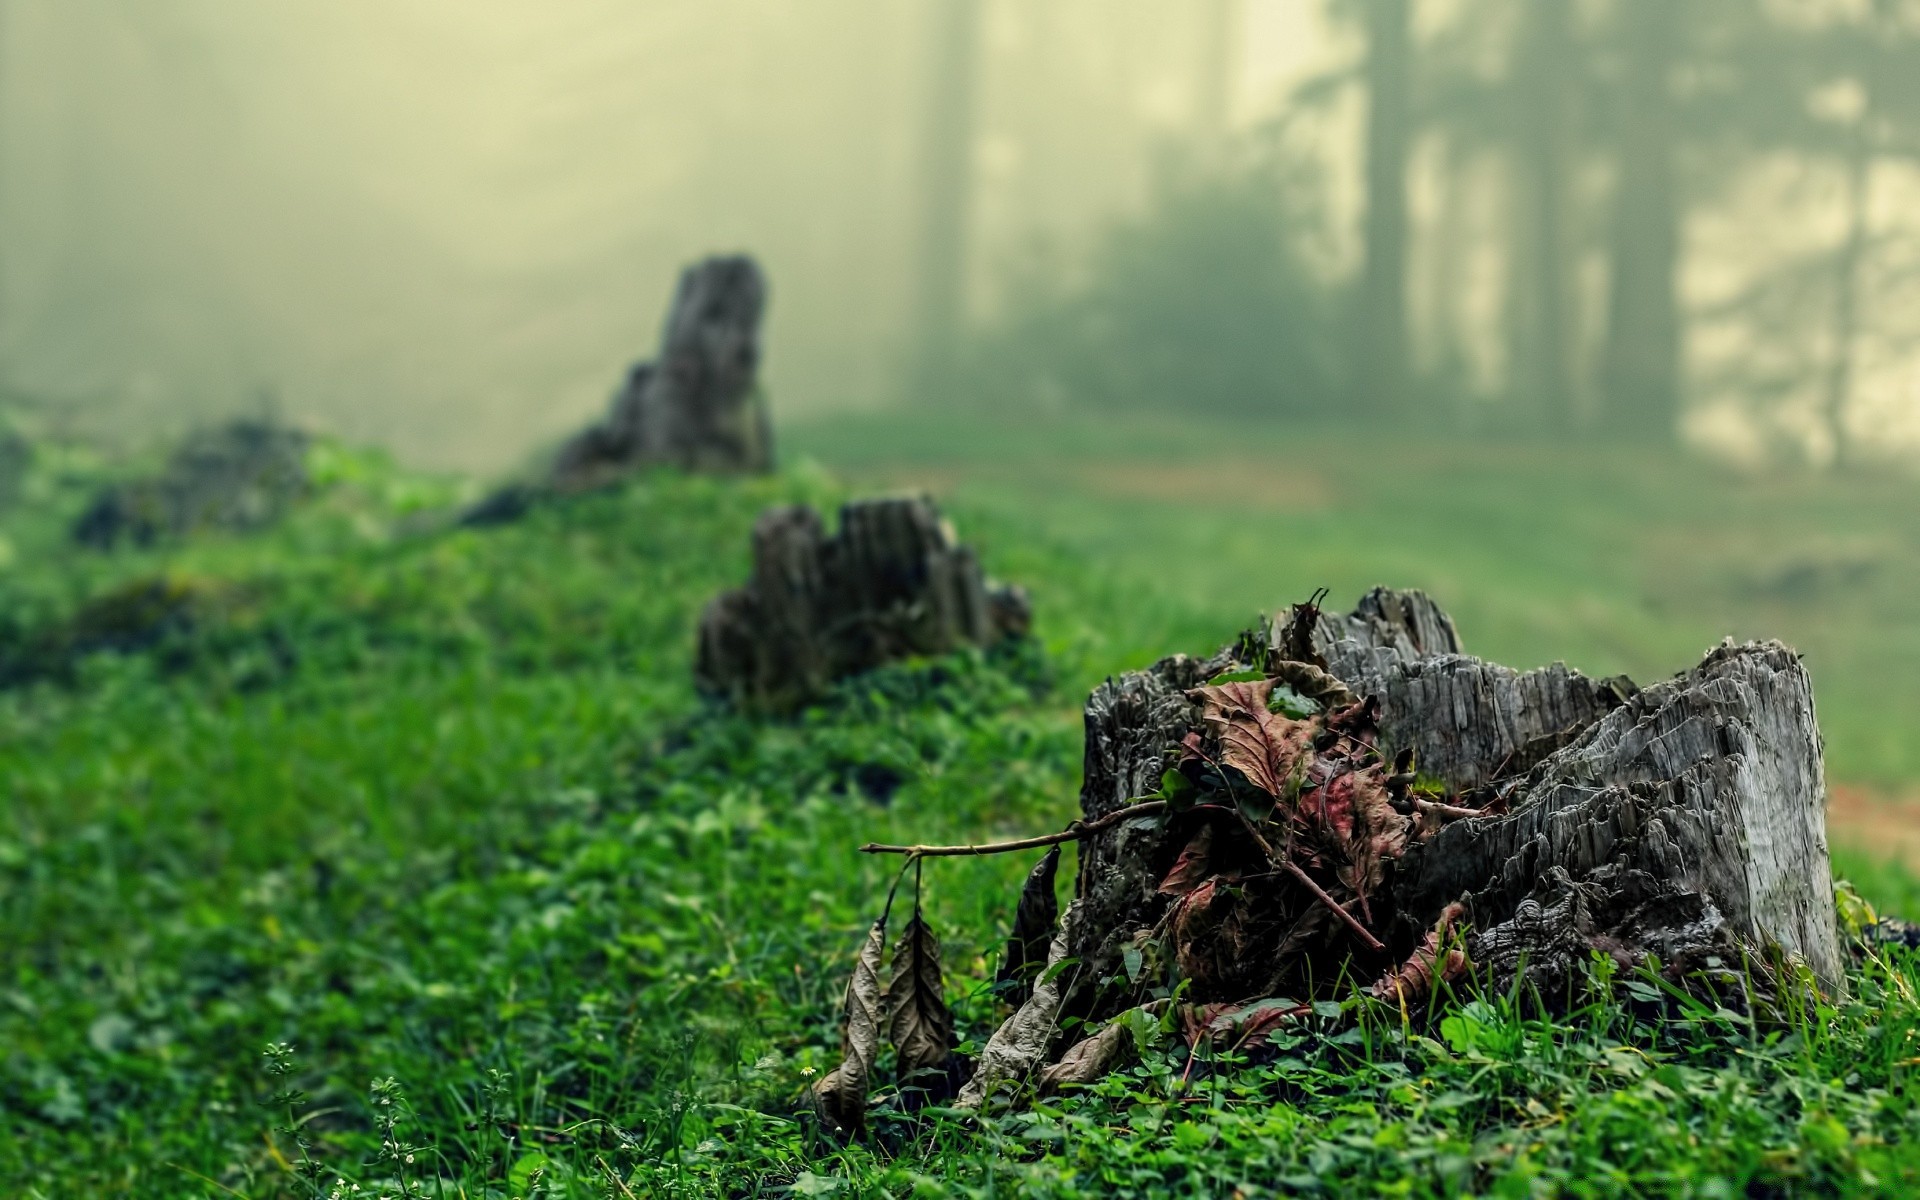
[1169,877,1223,986]
[1183,997,1311,1050]
[1157,825,1218,898]
[1370,902,1470,1004]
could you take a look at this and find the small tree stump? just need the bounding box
[961,588,1841,1105]
[553,255,771,488]
[696,496,1030,711]
[73,419,311,549]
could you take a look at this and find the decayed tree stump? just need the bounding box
[73,419,311,549]
[553,255,771,488]
[957,588,1841,1106]
[696,495,1031,711]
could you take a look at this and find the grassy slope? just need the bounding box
[2,417,1919,1196]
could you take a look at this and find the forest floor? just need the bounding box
[5,411,1920,1196]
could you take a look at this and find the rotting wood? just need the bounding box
[943,588,1841,1108]
[697,494,1030,711]
[553,254,773,488]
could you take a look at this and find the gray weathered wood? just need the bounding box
[1398,638,1842,994]
[553,255,772,488]
[961,589,1840,1105]
[696,495,1030,710]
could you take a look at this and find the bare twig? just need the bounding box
[1280,859,1387,954]
[1411,796,1485,822]
[860,801,1169,858]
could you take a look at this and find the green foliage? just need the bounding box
[4,423,1920,1196]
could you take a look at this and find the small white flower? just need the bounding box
[404,1154,414,1164]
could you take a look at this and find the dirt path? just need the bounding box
[1829,784,1920,868]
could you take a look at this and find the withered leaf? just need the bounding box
[1038,1002,1163,1092]
[1188,678,1316,799]
[1269,660,1360,712]
[995,846,1061,1006]
[1184,997,1310,1050]
[1156,824,1217,898]
[1038,1019,1132,1092]
[1170,877,1228,987]
[959,901,1081,1108]
[1275,588,1330,668]
[812,918,886,1135]
[1322,765,1412,906]
[1370,902,1470,1005]
[886,908,954,1076]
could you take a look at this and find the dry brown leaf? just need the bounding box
[1268,660,1360,712]
[886,908,954,1076]
[995,846,1060,1006]
[1183,997,1311,1050]
[1188,678,1316,799]
[813,918,886,1134]
[1370,902,1470,1004]
[1038,1019,1132,1092]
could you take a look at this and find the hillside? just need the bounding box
[4,418,1920,1196]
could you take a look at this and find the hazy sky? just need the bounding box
[0,1,1342,470]
[5,1,1916,469]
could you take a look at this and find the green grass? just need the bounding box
[4,413,1920,1196]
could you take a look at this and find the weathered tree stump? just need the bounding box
[553,254,771,489]
[73,419,311,549]
[956,588,1841,1106]
[696,495,1031,711]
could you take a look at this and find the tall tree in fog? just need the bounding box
[1816,0,1914,467]
[1598,0,1682,443]
[1510,0,1577,429]
[911,0,983,393]
[1353,0,1412,419]
[1196,0,1241,156]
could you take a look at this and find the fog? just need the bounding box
[4,0,1918,469]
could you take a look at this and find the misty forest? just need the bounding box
[11,2,1920,1197]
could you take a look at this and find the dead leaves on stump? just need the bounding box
[816,654,1503,1120]
[1189,677,1316,800]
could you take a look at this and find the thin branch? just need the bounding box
[860,801,1169,858]
[1281,859,1387,954]
[1411,796,1486,822]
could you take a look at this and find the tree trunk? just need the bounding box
[552,255,772,488]
[1353,0,1413,421]
[696,495,1030,712]
[1194,0,1240,157]
[961,589,1840,1107]
[909,0,983,397]
[1823,117,1872,470]
[1599,0,1682,443]
[1510,0,1576,430]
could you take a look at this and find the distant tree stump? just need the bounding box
[553,254,772,489]
[960,589,1842,1106]
[73,419,310,549]
[696,495,1031,711]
